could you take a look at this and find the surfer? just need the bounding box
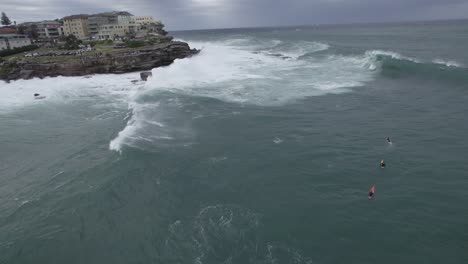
[34,93,46,99]
[387,137,391,143]
[380,160,386,168]
[368,185,375,200]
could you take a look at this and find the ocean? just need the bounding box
[1,20,467,264]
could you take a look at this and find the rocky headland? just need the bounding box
[0,40,198,81]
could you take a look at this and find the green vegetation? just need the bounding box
[0,45,39,57]
[126,40,145,48]
[1,12,11,26]
[89,39,114,47]
[63,35,82,50]
[16,25,26,34]
[30,24,39,40]
[0,61,17,79]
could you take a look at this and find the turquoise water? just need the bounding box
[1,20,468,263]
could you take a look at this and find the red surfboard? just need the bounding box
[368,185,375,200]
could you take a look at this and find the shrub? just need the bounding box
[89,39,114,47]
[0,45,39,57]
[125,40,145,48]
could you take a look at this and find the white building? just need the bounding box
[98,24,128,39]
[97,14,137,39]
[133,16,155,25]
[0,39,8,50]
[0,34,32,50]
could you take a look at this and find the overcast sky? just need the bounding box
[2,0,468,30]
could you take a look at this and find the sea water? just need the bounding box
[0,20,467,264]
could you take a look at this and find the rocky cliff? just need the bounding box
[0,41,198,81]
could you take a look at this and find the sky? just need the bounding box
[2,0,468,30]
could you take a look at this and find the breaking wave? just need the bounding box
[362,50,467,81]
[108,37,467,152]
[108,38,375,151]
[1,36,461,153]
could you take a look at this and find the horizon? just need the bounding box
[168,18,468,32]
[2,0,468,31]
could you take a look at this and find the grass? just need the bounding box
[2,42,151,65]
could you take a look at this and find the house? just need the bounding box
[0,34,32,50]
[0,27,17,34]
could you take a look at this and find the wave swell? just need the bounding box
[362,50,467,81]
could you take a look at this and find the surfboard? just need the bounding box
[368,185,375,199]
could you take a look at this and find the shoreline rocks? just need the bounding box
[140,71,152,81]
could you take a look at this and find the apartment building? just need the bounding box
[36,21,64,39]
[88,14,117,37]
[133,16,155,25]
[63,15,89,39]
[97,24,129,39]
[88,12,137,39]
[62,12,158,40]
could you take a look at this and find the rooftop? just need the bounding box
[63,14,89,20]
[0,28,17,34]
[90,11,133,17]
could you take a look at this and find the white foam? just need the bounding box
[109,102,161,152]
[267,41,330,59]
[109,116,140,152]
[365,50,420,63]
[109,38,376,151]
[144,40,372,104]
[0,73,144,113]
[273,137,283,144]
[433,59,463,68]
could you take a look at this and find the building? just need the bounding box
[97,24,128,39]
[0,38,8,50]
[62,15,89,39]
[61,11,157,40]
[96,13,137,39]
[36,21,64,39]
[0,27,17,34]
[0,34,32,50]
[97,21,136,39]
[88,11,137,39]
[88,13,117,37]
[133,16,155,25]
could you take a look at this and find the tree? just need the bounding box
[30,24,39,39]
[64,34,81,50]
[1,12,11,26]
[17,25,26,35]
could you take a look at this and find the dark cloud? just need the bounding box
[2,0,468,30]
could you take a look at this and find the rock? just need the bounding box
[140,71,152,81]
[19,70,34,80]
